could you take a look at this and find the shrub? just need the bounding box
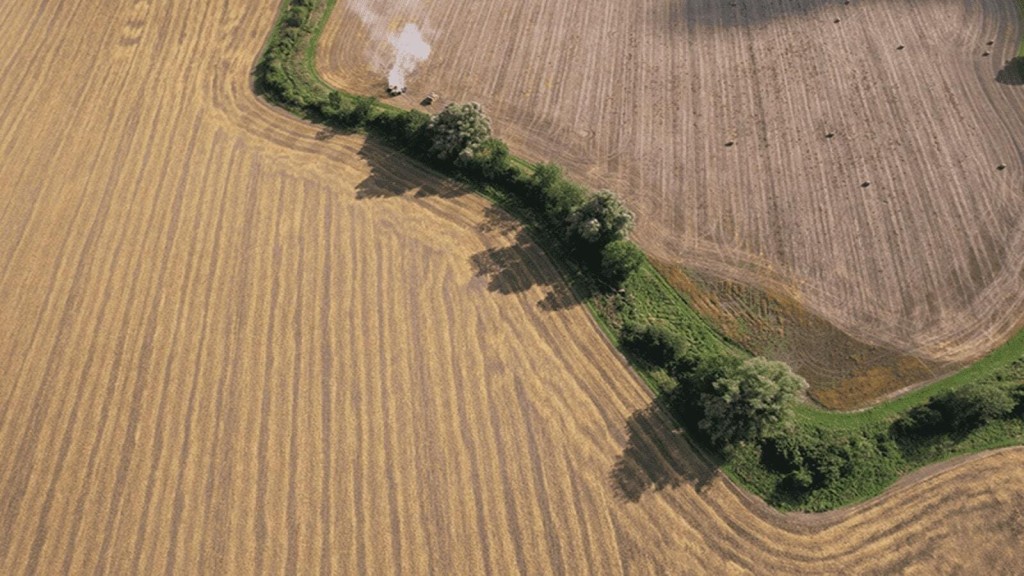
[543,180,587,224]
[566,190,634,247]
[646,369,678,394]
[426,102,492,165]
[346,95,376,126]
[463,138,511,182]
[319,90,345,118]
[284,5,310,28]
[530,163,562,195]
[894,381,1017,441]
[891,404,944,439]
[370,109,430,149]
[600,240,645,286]
[932,383,1016,432]
[620,321,691,371]
[1013,382,1024,416]
[699,357,807,449]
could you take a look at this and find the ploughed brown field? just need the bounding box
[1,0,1023,573]
[320,0,1024,404]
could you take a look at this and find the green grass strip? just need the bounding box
[1016,0,1024,57]
[797,328,1024,430]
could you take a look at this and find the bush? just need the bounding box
[762,428,896,504]
[284,5,310,28]
[426,102,492,165]
[646,369,678,393]
[600,240,645,286]
[347,95,376,127]
[893,381,1017,441]
[530,163,562,195]
[933,383,1016,432]
[462,138,511,182]
[566,190,634,247]
[319,90,345,118]
[543,180,587,224]
[369,109,430,149]
[699,357,807,449]
[517,163,587,223]
[891,404,944,439]
[620,321,691,372]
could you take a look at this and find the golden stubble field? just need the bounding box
[320,0,1024,385]
[0,0,1022,573]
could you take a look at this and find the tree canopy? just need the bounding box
[566,190,635,246]
[700,357,808,448]
[426,102,492,165]
[600,240,645,286]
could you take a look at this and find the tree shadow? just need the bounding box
[997,57,1024,86]
[470,209,579,312]
[351,138,578,311]
[476,204,519,235]
[314,126,345,141]
[668,0,861,29]
[610,399,718,502]
[537,283,577,312]
[353,136,467,200]
[470,239,540,295]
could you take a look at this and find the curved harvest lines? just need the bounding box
[0,0,1021,573]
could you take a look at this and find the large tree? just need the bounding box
[426,102,492,165]
[566,190,634,246]
[700,357,807,449]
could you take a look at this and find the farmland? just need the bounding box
[320,0,1024,405]
[1,0,1023,572]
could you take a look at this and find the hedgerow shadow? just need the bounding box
[354,136,468,200]
[610,399,717,502]
[669,0,862,29]
[470,208,578,311]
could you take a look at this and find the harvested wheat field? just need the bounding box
[320,0,1024,401]
[2,0,1024,573]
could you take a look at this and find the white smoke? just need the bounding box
[345,0,431,91]
[387,23,431,89]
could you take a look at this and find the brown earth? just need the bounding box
[319,0,1024,403]
[1,0,1024,573]
[653,261,960,410]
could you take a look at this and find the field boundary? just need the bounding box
[252,0,1024,511]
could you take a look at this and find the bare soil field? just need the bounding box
[1,0,1023,572]
[320,0,1024,403]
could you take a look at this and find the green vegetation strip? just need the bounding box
[797,328,1024,430]
[255,0,1024,512]
[1017,0,1024,57]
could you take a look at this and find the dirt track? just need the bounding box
[320,0,1024,371]
[0,0,1023,572]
